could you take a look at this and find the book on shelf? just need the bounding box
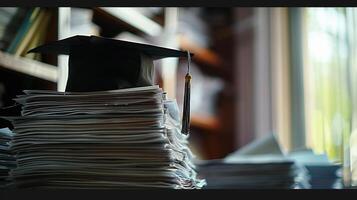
[2,8,52,62]
[14,9,52,59]
[0,8,31,51]
[6,8,38,54]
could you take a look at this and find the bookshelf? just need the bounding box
[0,8,58,72]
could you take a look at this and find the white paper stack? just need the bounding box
[196,155,308,189]
[7,85,205,189]
[196,134,309,189]
[0,128,15,188]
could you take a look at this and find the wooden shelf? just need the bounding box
[0,50,57,83]
[191,114,220,132]
[179,35,223,68]
[92,7,163,37]
[178,35,228,78]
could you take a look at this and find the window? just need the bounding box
[302,7,357,186]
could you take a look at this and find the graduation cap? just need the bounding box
[28,35,192,134]
[28,35,191,92]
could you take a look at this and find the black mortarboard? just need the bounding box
[28,35,192,92]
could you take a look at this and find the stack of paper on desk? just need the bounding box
[6,85,205,189]
[0,128,15,188]
[196,134,309,189]
[196,155,307,189]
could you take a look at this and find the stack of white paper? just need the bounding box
[7,85,205,189]
[0,128,15,188]
[196,155,307,189]
[196,134,309,189]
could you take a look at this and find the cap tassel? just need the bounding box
[181,51,192,135]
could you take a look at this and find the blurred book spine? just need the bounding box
[0,8,30,51]
[14,9,52,60]
[6,8,37,54]
[2,8,52,62]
